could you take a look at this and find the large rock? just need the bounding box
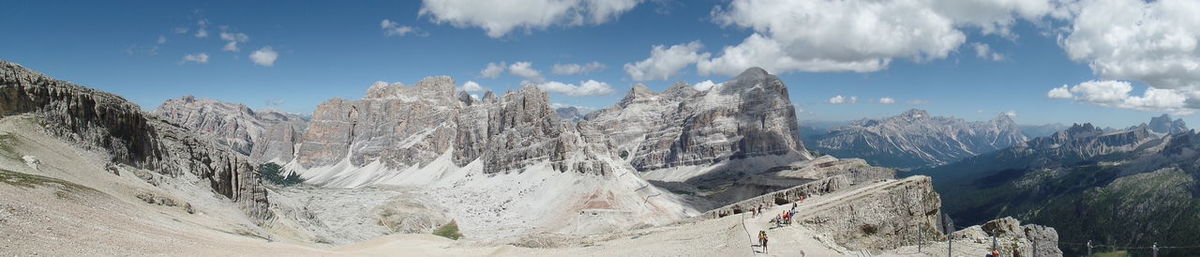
[0,60,271,221]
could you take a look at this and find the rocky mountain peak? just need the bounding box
[900,109,930,119]
[720,67,785,96]
[363,76,457,104]
[618,84,660,107]
[1063,123,1102,138]
[663,82,699,99]
[1148,114,1188,134]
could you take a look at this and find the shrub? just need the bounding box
[258,163,304,186]
[433,220,463,240]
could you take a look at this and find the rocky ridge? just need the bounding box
[809,109,1028,169]
[0,61,271,221]
[155,95,307,164]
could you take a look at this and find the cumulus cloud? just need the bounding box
[461,80,487,92]
[624,41,709,81]
[1048,80,1189,113]
[381,19,424,37]
[879,97,896,104]
[219,31,249,52]
[181,53,209,64]
[157,35,167,44]
[693,80,722,91]
[420,0,643,38]
[508,62,544,82]
[1047,85,1073,99]
[624,0,1066,77]
[828,95,857,104]
[552,62,606,75]
[537,80,615,96]
[480,62,506,78]
[250,46,278,67]
[971,43,1006,61]
[1059,0,1200,110]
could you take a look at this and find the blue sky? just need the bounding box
[2,0,1195,128]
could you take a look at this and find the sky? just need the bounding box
[2,0,1198,128]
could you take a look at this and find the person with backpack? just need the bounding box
[758,231,769,254]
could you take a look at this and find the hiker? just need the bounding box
[758,231,769,254]
[986,250,1000,257]
[751,207,757,217]
[792,202,797,211]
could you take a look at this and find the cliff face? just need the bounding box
[155,95,307,164]
[0,61,270,221]
[586,67,812,171]
[294,78,614,178]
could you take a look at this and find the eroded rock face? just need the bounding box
[154,96,307,164]
[295,78,460,169]
[799,176,944,251]
[954,217,1063,257]
[294,79,615,176]
[0,61,271,221]
[586,68,812,171]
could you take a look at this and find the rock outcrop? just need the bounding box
[294,78,615,177]
[952,217,1062,257]
[809,109,1028,169]
[0,61,271,222]
[1146,114,1188,134]
[586,68,812,171]
[155,95,307,164]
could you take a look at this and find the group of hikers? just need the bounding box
[750,196,809,254]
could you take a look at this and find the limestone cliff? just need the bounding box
[0,61,271,221]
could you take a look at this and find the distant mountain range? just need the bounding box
[804,109,1028,170]
[916,115,1200,256]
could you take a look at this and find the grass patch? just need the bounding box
[0,132,18,159]
[1092,250,1129,257]
[0,169,95,193]
[432,220,463,240]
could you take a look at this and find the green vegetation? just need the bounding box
[0,168,95,193]
[1092,250,1130,257]
[0,132,18,159]
[257,163,304,186]
[432,220,463,240]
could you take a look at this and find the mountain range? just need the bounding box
[805,109,1027,170]
[916,115,1198,256]
[0,60,1064,256]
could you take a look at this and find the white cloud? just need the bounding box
[828,95,857,104]
[1060,0,1200,110]
[195,29,208,38]
[687,0,1066,76]
[1049,80,1190,113]
[219,32,249,52]
[537,80,615,96]
[480,62,506,78]
[1047,85,1073,99]
[624,41,709,81]
[508,61,544,82]
[879,97,896,104]
[1004,110,1018,117]
[194,19,209,38]
[173,27,189,34]
[157,35,167,44]
[181,53,209,64]
[693,80,722,91]
[250,46,278,67]
[461,80,487,92]
[381,19,424,37]
[971,43,1006,61]
[420,0,643,38]
[552,62,606,75]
